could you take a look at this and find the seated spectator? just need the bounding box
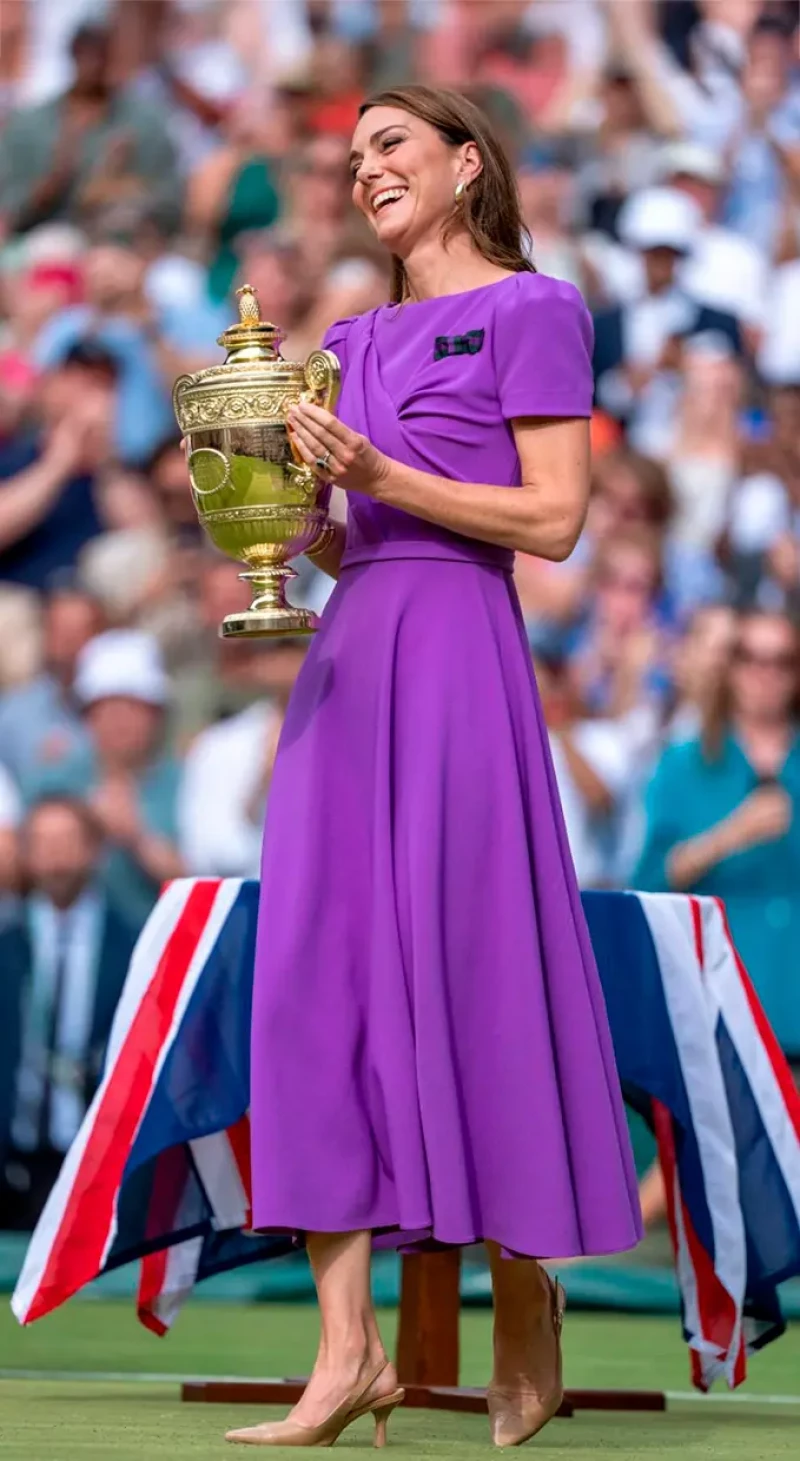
[593,185,741,453]
[0,795,137,1231]
[29,629,184,928]
[185,91,282,306]
[0,577,102,792]
[178,638,308,879]
[726,381,800,613]
[536,651,634,890]
[566,525,675,719]
[518,141,588,290]
[660,333,744,561]
[0,342,116,589]
[232,230,313,362]
[32,236,176,467]
[571,65,666,243]
[635,609,800,1062]
[0,22,180,239]
[280,135,353,279]
[164,555,278,747]
[517,447,674,644]
[667,602,738,745]
[659,141,770,349]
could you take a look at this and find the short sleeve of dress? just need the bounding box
[493,274,594,421]
[321,316,357,383]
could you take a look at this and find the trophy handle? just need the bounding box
[285,349,341,481]
[302,349,341,413]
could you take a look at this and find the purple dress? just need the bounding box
[250,272,643,1258]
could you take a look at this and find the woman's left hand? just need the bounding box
[287,401,390,496]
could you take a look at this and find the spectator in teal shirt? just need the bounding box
[27,630,184,931]
[635,610,800,1062]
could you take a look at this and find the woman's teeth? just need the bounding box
[372,187,407,213]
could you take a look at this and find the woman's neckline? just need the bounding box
[382,271,522,312]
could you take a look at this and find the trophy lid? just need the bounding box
[217,285,285,363]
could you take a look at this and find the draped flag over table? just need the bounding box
[11,879,800,1391]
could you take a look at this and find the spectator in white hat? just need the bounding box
[592,187,698,440]
[659,141,770,345]
[27,629,183,929]
[593,185,744,456]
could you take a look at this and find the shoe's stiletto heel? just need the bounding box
[487,1273,566,1448]
[370,1392,405,1448]
[225,1359,404,1447]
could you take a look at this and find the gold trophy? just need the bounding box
[172,285,340,637]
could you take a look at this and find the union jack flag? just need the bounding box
[11,880,800,1391]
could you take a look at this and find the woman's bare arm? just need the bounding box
[371,418,590,560]
[289,403,591,562]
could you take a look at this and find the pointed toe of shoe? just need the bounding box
[225,1423,278,1445]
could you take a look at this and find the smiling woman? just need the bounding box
[232,84,642,1453]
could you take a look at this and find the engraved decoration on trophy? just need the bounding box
[172,284,341,637]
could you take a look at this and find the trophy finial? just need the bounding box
[236,284,261,327]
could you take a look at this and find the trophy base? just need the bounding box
[220,607,320,639]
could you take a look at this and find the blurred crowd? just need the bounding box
[1,0,800,1228]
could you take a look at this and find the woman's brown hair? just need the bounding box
[591,449,674,531]
[701,610,800,762]
[357,84,535,304]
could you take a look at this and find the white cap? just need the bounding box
[658,142,724,188]
[23,223,88,266]
[618,187,702,256]
[74,630,170,709]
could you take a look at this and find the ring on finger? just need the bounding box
[315,450,332,472]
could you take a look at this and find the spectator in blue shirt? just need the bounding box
[0,343,116,590]
[0,577,102,795]
[32,238,175,467]
[635,609,800,1060]
[28,630,184,930]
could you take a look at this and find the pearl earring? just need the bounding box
[455,179,466,202]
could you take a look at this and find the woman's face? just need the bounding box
[349,105,477,258]
[680,350,742,422]
[588,463,652,541]
[595,543,658,636]
[290,138,350,225]
[729,615,798,723]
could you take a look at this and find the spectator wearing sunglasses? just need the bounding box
[635,609,800,1065]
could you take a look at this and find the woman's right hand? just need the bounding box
[722,785,793,855]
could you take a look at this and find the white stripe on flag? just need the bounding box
[11,880,197,1322]
[11,879,244,1324]
[146,1235,204,1332]
[701,901,800,1217]
[191,1131,250,1232]
[638,893,746,1380]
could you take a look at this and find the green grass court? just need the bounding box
[1,1301,799,1459]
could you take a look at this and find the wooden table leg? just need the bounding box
[395,1250,461,1387]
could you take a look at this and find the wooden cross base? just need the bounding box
[180,1250,667,1417]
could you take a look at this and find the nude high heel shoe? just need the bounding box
[487,1275,566,1448]
[225,1358,405,1448]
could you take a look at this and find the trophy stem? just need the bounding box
[219,566,320,639]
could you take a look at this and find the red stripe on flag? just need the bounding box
[714,898,800,1144]
[24,881,220,1324]
[226,1115,253,1228]
[137,1252,169,1338]
[689,897,704,975]
[653,1098,743,1389]
[689,896,743,1386]
[680,1191,739,1375]
[136,1148,191,1335]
